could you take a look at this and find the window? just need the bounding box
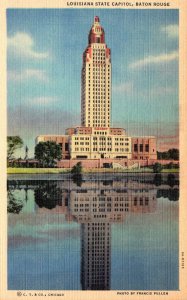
[134,144,138,152]
[140,144,143,152]
[145,144,149,152]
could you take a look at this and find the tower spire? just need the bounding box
[88,16,105,44]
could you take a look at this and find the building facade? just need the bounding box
[35,16,157,164]
[131,137,157,160]
[69,127,131,159]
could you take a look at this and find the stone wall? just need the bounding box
[57,159,179,169]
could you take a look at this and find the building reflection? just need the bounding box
[8,178,179,290]
[80,222,111,290]
[67,181,157,290]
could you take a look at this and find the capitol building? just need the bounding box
[36,17,157,167]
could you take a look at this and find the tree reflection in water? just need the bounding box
[7,182,24,214]
[157,189,179,201]
[7,190,24,214]
[72,174,83,187]
[34,182,62,209]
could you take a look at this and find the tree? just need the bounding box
[153,163,163,173]
[167,162,175,169]
[71,162,83,175]
[157,148,179,160]
[34,141,62,167]
[71,162,83,186]
[7,136,23,160]
[168,148,179,160]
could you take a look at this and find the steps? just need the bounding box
[112,161,140,170]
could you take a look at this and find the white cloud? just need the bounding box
[150,86,176,96]
[8,69,48,82]
[28,97,58,105]
[113,82,133,94]
[8,32,49,59]
[161,24,179,39]
[138,86,177,98]
[129,51,178,69]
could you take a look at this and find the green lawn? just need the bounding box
[7,167,179,174]
[161,168,179,173]
[7,168,70,174]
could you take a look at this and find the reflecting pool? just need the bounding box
[8,174,179,290]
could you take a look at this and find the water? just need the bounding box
[8,174,179,290]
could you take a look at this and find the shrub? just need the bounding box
[153,163,163,173]
[71,162,82,175]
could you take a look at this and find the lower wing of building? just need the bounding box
[35,126,157,161]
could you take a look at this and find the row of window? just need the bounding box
[93,52,106,57]
[90,115,109,119]
[88,65,110,69]
[87,86,110,90]
[92,65,110,70]
[74,197,150,207]
[87,89,110,94]
[88,98,110,102]
[92,56,106,61]
[90,124,108,127]
[74,137,90,140]
[92,45,106,49]
[74,147,90,151]
[82,97,110,103]
[93,133,106,136]
[88,117,110,120]
[83,118,110,123]
[92,58,106,63]
[114,148,129,152]
[114,143,128,146]
[74,142,90,146]
[89,85,110,89]
[90,107,110,110]
[74,135,121,141]
[134,144,149,152]
[87,68,110,73]
[94,136,110,139]
[93,142,111,146]
[74,207,131,212]
[74,136,129,141]
[87,63,110,70]
[71,147,129,152]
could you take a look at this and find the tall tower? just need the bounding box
[81,16,111,128]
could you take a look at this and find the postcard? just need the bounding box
[0,0,187,299]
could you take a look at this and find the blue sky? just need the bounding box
[7,9,179,157]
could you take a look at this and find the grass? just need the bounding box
[161,168,179,173]
[7,167,179,174]
[7,168,70,174]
